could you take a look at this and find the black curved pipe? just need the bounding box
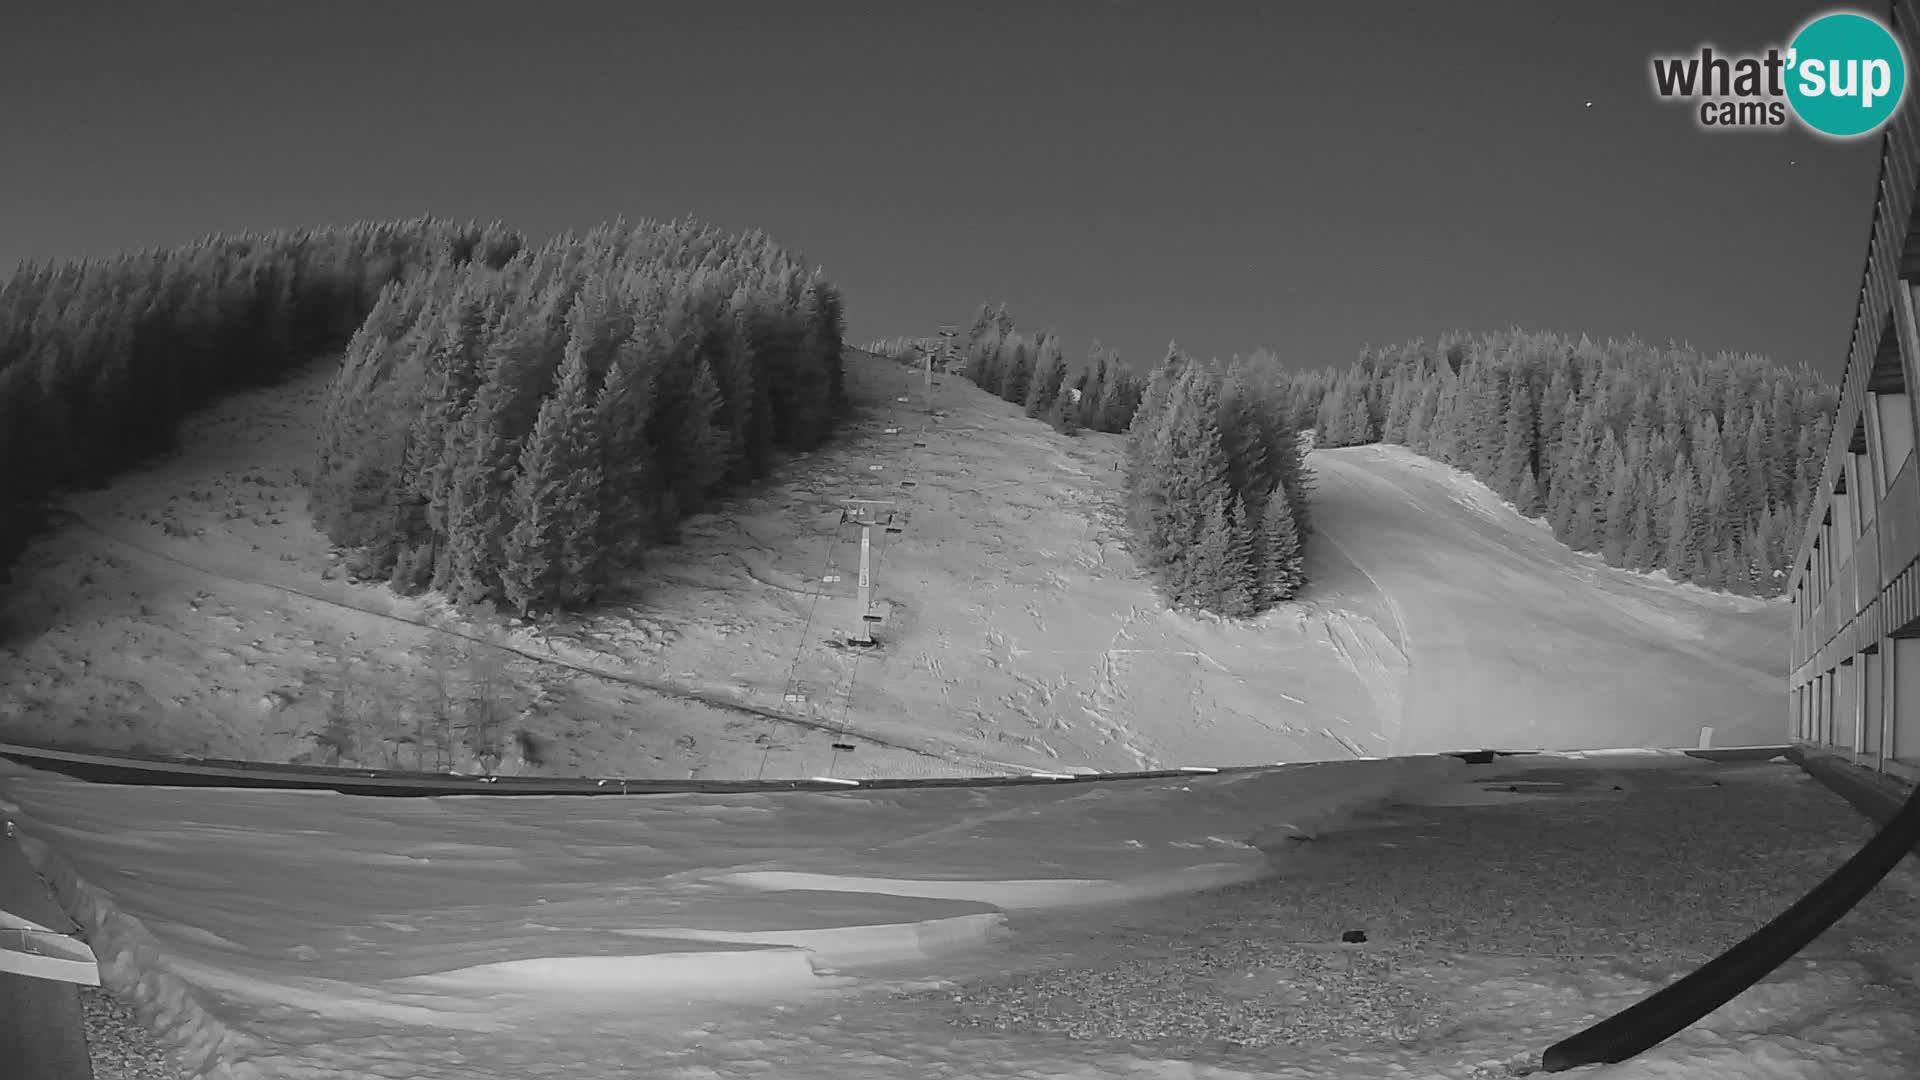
[1540,761,1920,1072]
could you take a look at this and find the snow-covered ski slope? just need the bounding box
[0,354,1788,780]
[1310,444,1786,757]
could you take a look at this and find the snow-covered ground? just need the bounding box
[0,351,1788,782]
[4,749,1915,1079]
[0,348,1896,1078]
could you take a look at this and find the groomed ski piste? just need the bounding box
[1,354,1914,1078]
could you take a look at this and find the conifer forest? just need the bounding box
[1291,332,1836,598]
[1,225,1837,629]
[879,316,1835,615]
[0,217,848,618]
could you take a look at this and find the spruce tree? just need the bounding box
[1432,376,1467,465]
[1171,373,1234,510]
[1701,457,1734,586]
[1176,493,1236,610]
[1177,492,1256,616]
[595,329,657,566]
[1079,350,1109,428]
[441,334,526,604]
[1317,377,1353,446]
[1467,362,1508,476]
[1125,396,1188,573]
[1026,339,1068,418]
[1496,377,1536,499]
[669,355,729,524]
[988,333,1018,397]
[1739,403,1769,522]
[1217,496,1260,616]
[1218,380,1273,507]
[1407,376,1440,455]
[551,377,606,604]
[1096,365,1134,432]
[410,290,490,546]
[501,364,577,616]
[968,326,1004,389]
[1258,483,1306,602]
[1601,452,1635,566]
[1625,495,1658,571]
[1342,383,1376,444]
[1664,467,1699,579]
[1382,378,1415,444]
[1566,499,1597,553]
[1515,466,1544,518]
[1001,338,1036,404]
[1766,382,1798,508]
[1587,427,1620,540]
[1126,365,1233,596]
[965,302,994,350]
[1127,345,1189,467]
[1048,387,1081,434]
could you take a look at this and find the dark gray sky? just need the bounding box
[0,1,1891,378]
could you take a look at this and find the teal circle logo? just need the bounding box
[1786,11,1908,138]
